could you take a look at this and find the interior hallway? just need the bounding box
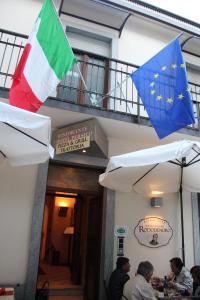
[37,263,83,290]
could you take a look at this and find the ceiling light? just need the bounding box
[151,191,164,195]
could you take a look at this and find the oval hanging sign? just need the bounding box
[134,217,173,248]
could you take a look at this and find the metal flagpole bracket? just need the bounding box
[76,63,88,91]
[93,75,130,106]
[181,35,200,49]
[58,0,64,17]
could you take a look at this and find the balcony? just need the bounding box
[0,28,200,133]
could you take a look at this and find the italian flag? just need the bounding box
[9,0,76,112]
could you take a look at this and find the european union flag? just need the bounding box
[131,38,195,139]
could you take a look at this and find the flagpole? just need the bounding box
[170,32,184,43]
[93,75,130,105]
[76,64,88,91]
[116,81,131,114]
[94,32,184,106]
[96,32,184,107]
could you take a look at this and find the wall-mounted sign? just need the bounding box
[54,126,90,154]
[115,225,128,237]
[52,119,108,157]
[134,217,173,248]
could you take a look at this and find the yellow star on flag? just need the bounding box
[150,82,155,87]
[171,64,177,69]
[178,93,184,99]
[154,73,159,78]
[150,90,156,95]
[161,66,167,71]
[167,97,173,104]
[180,64,185,68]
[156,95,162,101]
[186,87,190,92]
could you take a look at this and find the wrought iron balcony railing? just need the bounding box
[0,28,200,131]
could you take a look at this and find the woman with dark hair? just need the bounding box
[190,266,200,296]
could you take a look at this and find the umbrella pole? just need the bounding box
[180,160,185,265]
[179,183,185,265]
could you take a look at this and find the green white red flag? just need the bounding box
[9,0,76,112]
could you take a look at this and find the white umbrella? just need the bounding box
[0,102,54,166]
[99,140,200,263]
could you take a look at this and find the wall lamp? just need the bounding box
[150,197,163,208]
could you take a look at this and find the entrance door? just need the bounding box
[71,196,84,284]
[71,194,103,300]
[38,164,104,298]
[85,195,102,300]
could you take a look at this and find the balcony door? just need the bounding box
[57,50,109,108]
[57,27,111,108]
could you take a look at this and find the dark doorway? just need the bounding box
[37,163,103,299]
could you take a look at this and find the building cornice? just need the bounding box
[95,0,200,37]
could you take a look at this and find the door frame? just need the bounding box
[24,154,115,300]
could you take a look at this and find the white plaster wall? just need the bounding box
[0,0,118,58]
[0,162,38,284]
[109,138,195,299]
[0,0,197,288]
[0,0,45,34]
[118,16,176,66]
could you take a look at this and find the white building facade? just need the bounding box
[1,1,200,299]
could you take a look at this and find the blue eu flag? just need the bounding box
[131,38,195,139]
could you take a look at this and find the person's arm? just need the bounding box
[174,280,192,291]
[169,273,193,291]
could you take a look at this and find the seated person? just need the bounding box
[168,257,193,293]
[109,257,130,300]
[190,265,200,296]
[131,261,157,300]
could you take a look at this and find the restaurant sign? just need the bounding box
[134,217,173,248]
[54,126,90,154]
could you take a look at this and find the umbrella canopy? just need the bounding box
[99,140,200,195]
[0,102,54,166]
